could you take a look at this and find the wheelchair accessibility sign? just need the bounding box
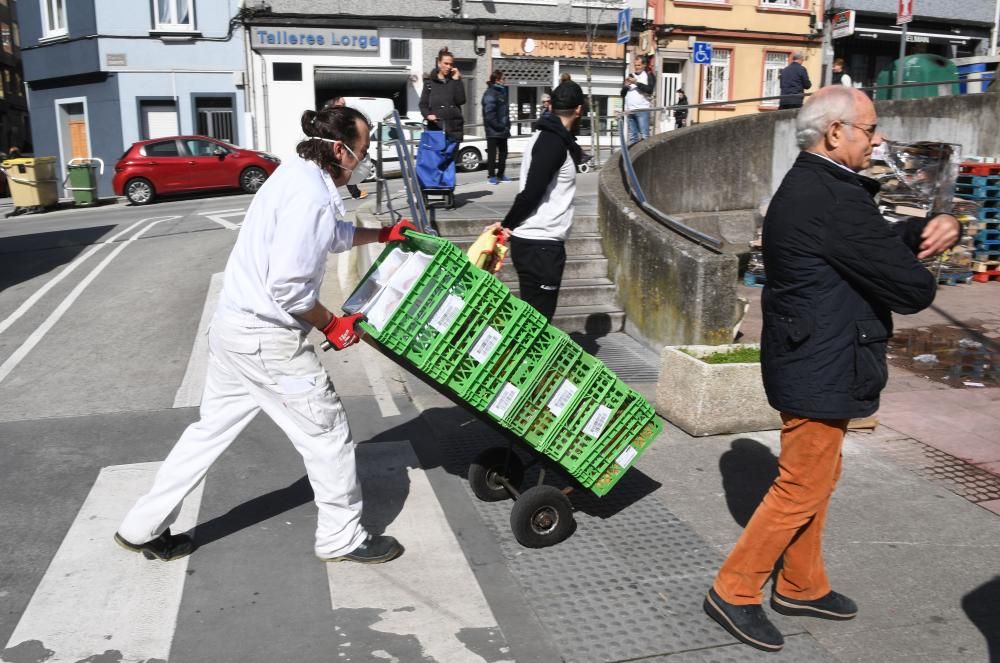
[692,42,712,65]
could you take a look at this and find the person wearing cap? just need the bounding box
[489,81,585,322]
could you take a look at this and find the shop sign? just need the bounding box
[252,27,379,51]
[831,10,855,40]
[499,33,625,60]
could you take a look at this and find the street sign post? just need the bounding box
[692,42,712,66]
[616,8,631,45]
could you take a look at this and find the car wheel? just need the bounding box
[240,167,268,194]
[457,147,481,172]
[125,178,155,205]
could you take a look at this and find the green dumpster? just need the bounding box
[66,157,104,207]
[875,54,960,101]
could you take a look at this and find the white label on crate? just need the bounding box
[546,380,578,417]
[583,405,613,438]
[615,445,638,469]
[469,326,502,363]
[428,294,464,333]
[489,382,520,419]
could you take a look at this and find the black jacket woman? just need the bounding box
[419,48,466,143]
[481,70,511,183]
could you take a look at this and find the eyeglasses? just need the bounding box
[840,121,878,138]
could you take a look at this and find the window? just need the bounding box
[41,0,67,38]
[702,49,731,104]
[154,0,194,31]
[144,140,180,157]
[390,39,410,62]
[760,0,805,8]
[761,52,789,106]
[272,62,302,81]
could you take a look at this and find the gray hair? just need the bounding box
[794,86,858,149]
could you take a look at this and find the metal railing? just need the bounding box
[616,76,995,253]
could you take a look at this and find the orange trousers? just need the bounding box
[713,415,849,605]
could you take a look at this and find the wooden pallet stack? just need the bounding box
[956,161,1000,283]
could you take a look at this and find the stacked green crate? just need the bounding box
[344,230,662,497]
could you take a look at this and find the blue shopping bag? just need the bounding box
[415,128,457,190]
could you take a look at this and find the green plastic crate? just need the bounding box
[539,367,623,466]
[585,417,663,497]
[421,275,511,384]
[502,342,604,450]
[459,302,549,411]
[482,324,567,424]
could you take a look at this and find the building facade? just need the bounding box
[244,0,647,162]
[826,0,996,89]
[0,0,28,156]
[20,0,247,195]
[656,0,823,126]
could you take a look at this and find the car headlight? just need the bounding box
[257,152,281,163]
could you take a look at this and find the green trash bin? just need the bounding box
[66,157,104,207]
[875,54,960,101]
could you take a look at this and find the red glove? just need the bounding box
[322,313,364,350]
[378,219,417,243]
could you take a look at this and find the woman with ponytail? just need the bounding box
[115,104,414,567]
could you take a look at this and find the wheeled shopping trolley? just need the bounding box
[341,230,663,548]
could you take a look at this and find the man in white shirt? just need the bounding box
[115,105,414,565]
[622,56,654,145]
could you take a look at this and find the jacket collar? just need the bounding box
[796,151,881,197]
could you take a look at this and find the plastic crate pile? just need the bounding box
[344,231,662,497]
[955,161,1000,283]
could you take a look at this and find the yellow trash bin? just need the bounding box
[2,157,60,209]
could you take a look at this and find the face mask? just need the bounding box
[311,137,372,185]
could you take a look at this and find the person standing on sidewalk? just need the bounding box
[778,52,812,109]
[703,86,960,652]
[114,105,414,565]
[622,55,654,144]
[324,96,369,200]
[490,80,584,322]
[482,69,511,185]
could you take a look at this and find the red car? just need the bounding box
[113,135,280,205]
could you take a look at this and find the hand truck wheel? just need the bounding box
[468,446,524,502]
[509,485,575,548]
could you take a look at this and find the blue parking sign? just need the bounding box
[692,42,712,65]
[616,8,631,45]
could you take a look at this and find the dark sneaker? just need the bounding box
[114,528,195,562]
[323,534,403,564]
[704,588,784,652]
[771,590,858,620]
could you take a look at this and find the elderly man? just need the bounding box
[703,86,959,652]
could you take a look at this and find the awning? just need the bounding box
[314,66,411,88]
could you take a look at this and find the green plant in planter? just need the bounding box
[681,346,761,364]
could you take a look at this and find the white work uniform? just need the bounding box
[118,156,368,559]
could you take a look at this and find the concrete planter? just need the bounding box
[655,343,781,437]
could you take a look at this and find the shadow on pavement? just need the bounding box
[962,576,1000,662]
[192,475,313,549]
[719,438,779,527]
[0,224,114,291]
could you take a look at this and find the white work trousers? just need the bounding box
[118,316,367,558]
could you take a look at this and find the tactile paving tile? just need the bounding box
[857,435,1000,504]
[429,411,836,663]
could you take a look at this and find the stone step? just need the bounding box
[449,233,606,257]
[549,304,625,335]
[508,277,619,308]
[432,216,599,238]
[493,254,608,281]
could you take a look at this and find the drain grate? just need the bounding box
[572,332,661,384]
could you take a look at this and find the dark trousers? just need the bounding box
[487,137,508,178]
[509,236,566,322]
